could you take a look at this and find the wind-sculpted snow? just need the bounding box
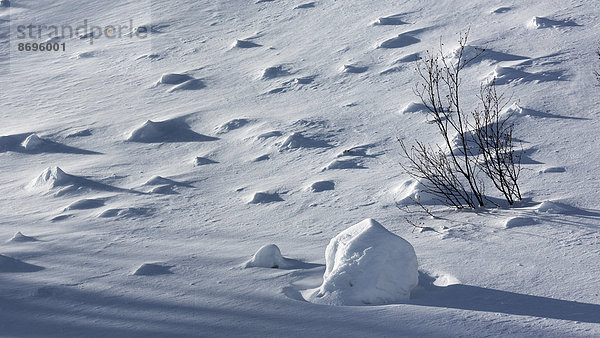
[27,167,131,195]
[2,0,600,336]
[132,263,174,276]
[529,16,580,29]
[378,33,420,49]
[0,133,100,154]
[245,244,290,268]
[7,232,37,243]
[307,219,418,305]
[373,14,408,26]
[127,119,218,143]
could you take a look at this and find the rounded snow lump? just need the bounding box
[308,219,418,305]
[245,244,289,268]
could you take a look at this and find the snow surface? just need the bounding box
[1,0,600,336]
[307,219,418,306]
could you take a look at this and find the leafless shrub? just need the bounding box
[470,82,522,205]
[399,30,522,208]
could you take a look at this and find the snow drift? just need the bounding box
[27,166,72,190]
[307,219,418,305]
[245,244,290,268]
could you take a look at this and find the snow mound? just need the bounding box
[542,167,566,173]
[536,201,569,214]
[489,66,561,85]
[262,66,290,79]
[394,53,421,63]
[378,33,420,49]
[504,216,535,228]
[132,263,173,276]
[28,166,72,190]
[245,244,290,268]
[149,185,177,194]
[279,132,329,150]
[216,118,250,134]
[0,254,44,272]
[253,154,270,162]
[144,176,173,186]
[28,167,125,196]
[504,103,569,119]
[294,76,315,84]
[308,180,335,192]
[233,39,261,48]
[158,73,193,85]
[529,16,579,29]
[342,64,368,74]
[294,2,315,9]
[324,158,365,170]
[392,179,438,205]
[491,7,511,14]
[307,219,418,305]
[127,119,216,143]
[167,79,206,92]
[433,273,461,286]
[338,145,370,157]
[248,192,283,204]
[66,129,92,138]
[8,232,37,243]
[98,207,153,218]
[64,198,105,211]
[193,156,217,166]
[373,14,407,26]
[488,66,530,85]
[400,102,428,115]
[449,45,526,66]
[144,175,190,187]
[256,131,283,140]
[21,134,45,151]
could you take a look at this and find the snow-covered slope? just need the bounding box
[1,0,599,336]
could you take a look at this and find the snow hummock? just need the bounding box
[233,39,262,48]
[392,179,438,205]
[248,192,283,204]
[261,66,290,79]
[21,134,45,151]
[158,73,192,85]
[536,200,569,214]
[399,102,428,115]
[64,198,105,211]
[279,132,329,150]
[216,118,250,134]
[307,219,418,305]
[324,158,364,170]
[126,119,215,143]
[308,180,335,192]
[132,263,174,276]
[504,216,535,228]
[245,244,290,268]
[528,16,579,29]
[8,232,37,243]
[294,2,315,9]
[372,14,407,26]
[342,64,368,74]
[378,33,420,49]
[27,166,72,190]
[167,79,205,92]
[193,156,217,166]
